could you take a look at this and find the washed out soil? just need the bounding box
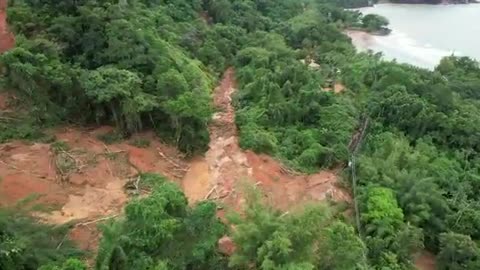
[0,127,188,250]
[181,68,351,212]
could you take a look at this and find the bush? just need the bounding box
[239,124,278,154]
[38,259,87,270]
[51,140,71,153]
[0,208,83,270]
[97,131,125,145]
[138,173,168,189]
[295,143,334,171]
[129,138,151,148]
[0,119,46,143]
[95,176,227,270]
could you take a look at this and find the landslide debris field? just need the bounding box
[0,69,349,250]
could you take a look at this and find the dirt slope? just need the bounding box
[182,68,350,211]
[0,0,14,53]
[182,68,252,208]
[0,125,188,250]
[246,152,350,210]
[0,71,348,253]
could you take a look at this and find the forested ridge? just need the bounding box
[2,0,480,269]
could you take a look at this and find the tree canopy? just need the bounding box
[2,0,480,269]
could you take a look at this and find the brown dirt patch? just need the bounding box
[0,127,189,251]
[195,68,252,210]
[344,29,375,50]
[415,251,436,270]
[182,157,210,204]
[70,225,101,251]
[0,142,61,206]
[246,152,351,210]
[218,236,236,256]
[0,173,67,206]
[44,182,127,224]
[333,83,346,93]
[0,0,15,53]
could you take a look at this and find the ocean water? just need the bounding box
[348,3,480,69]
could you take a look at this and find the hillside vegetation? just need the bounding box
[2,0,480,270]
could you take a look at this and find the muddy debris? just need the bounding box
[0,127,190,250]
[181,68,350,211]
[218,236,236,256]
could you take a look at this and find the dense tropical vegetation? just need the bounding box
[2,0,480,269]
[0,203,82,270]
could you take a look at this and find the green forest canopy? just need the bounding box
[2,0,480,269]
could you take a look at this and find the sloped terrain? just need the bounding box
[0,123,188,250]
[0,0,14,53]
[182,68,350,212]
[0,69,351,251]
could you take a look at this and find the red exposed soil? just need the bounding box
[0,143,62,205]
[415,251,436,270]
[0,67,350,253]
[0,173,67,206]
[204,68,351,257]
[182,157,210,204]
[0,0,15,53]
[0,127,188,250]
[246,152,350,210]
[218,236,236,256]
[70,225,101,251]
[202,67,252,209]
[183,68,350,211]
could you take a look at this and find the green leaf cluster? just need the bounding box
[95,177,227,270]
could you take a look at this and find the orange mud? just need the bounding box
[203,67,252,209]
[415,251,436,270]
[0,127,188,250]
[0,143,62,204]
[183,68,350,212]
[0,68,350,253]
[182,157,210,204]
[0,0,14,53]
[246,152,350,210]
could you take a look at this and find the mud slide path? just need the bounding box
[205,68,252,206]
[183,68,350,210]
[183,68,252,207]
